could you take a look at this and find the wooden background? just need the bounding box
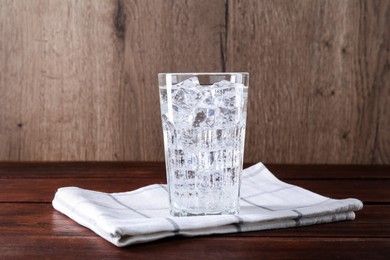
[0,0,389,164]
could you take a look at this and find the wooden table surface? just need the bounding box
[0,162,389,259]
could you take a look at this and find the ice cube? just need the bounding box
[180,128,198,146]
[161,114,176,144]
[172,77,202,113]
[223,95,236,108]
[174,149,185,166]
[201,88,216,106]
[211,80,232,89]
[185,154,198,168]
[191,108,217,127]
[186,170,196,191]
[192,109,206,127]
[178,77,200,89]
[198,173,210,192]
[211,172,223,189]
[211,80,240,107]
[215,107,236,125]
[161,114,174,130]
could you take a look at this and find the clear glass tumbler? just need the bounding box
[158,73,249,216]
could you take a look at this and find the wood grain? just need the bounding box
[1,235,388,259]
[117,0,226,161]
[227,0,390,164]
[0,163,389,258]
[1,204,388,237]
[0,0,225,161]
[1,161,389,179]
[0,163,389,203]
[0,0,122,161]
[0,0,389,163]
[1,178,388,203]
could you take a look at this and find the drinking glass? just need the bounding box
[158,73,249,216]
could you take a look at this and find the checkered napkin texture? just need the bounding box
[52,163,363,247]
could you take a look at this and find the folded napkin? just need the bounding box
[52,163,363,247]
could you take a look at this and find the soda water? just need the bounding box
[159,76,248,216]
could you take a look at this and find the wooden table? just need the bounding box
[1,162,389,259]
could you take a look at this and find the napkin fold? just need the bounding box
[52,163,363,246]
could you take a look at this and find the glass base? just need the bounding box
[170,207,239,217]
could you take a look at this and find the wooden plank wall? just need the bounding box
[0,0,389,164]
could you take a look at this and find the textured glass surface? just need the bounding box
[159,73,249,216]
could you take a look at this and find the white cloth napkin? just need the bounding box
[52,163,363,247]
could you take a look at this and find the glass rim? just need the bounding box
[158,72,249,76]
